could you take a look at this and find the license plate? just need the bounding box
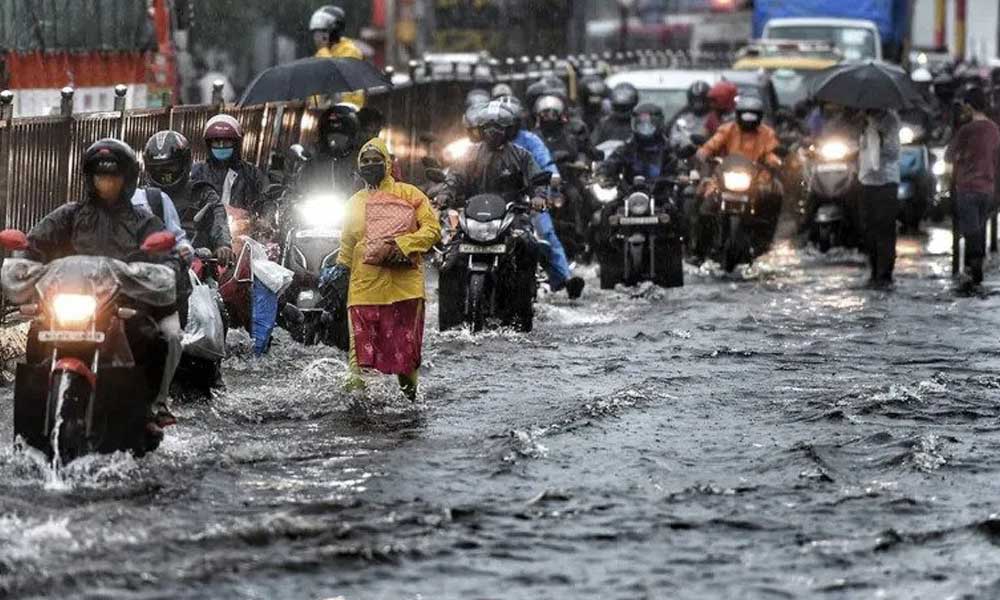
[721,192,749,202]
[619,216,661,225]
[39,331,105,343]
[296,228,341,239]
[817,163,848,173]
[459,243,506,254]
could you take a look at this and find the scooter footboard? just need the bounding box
[14,363,150,455]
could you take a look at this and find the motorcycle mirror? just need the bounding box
[425,168,447,184]
[141,231,177,254]
[677,144,698,159]
[289,144,310,163]
[0,229,28,251]
[531,171,553,187]
[690,133,708,146]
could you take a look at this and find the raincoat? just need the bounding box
[696,121,781,168]
[338,138,441,396]
[316,40,365,108]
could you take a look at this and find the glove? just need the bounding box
[530,196,547,211]
[216,246,234,265]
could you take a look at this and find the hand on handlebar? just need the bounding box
[216,246,234,266]
[530,196,547,211]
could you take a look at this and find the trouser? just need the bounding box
[346,309,419,399]
[532,211,573,289]
[956,190,993,283]
[155,313,182,416]
[859,183,899,282]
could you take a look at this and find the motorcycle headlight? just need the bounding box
[590,183,619,204]
[297,195,345,229]
[723,171,752,193]
[52,293,97,326]
[626,192,651,216]
[932,159,950,177]
[464,219,502,243]
[899,126,915,145]
[443,137,474,163]
[819,140,849,161]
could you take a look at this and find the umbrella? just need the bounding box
[811,61,923,111]
[239,57,390,106]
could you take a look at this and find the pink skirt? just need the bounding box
[349,299,425,375]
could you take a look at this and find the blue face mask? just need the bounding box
[211,148,234,161]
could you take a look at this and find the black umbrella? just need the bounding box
[239,57,390,106]
[811,61,923,111]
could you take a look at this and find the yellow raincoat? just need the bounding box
[316,40,366,108]
[337,138,441,308]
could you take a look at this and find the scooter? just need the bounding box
[804,137,860,252]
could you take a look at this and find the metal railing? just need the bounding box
[0,49,733,233]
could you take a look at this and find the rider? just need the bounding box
[191,115,264,212]
[599,103,676,184]
[667,81,712,148]
[26,139,180,440]
[437,101,584,299]
[705,80,738,136]
[592,83,639,145]
[578,74,610,132]
[298,103,364,197]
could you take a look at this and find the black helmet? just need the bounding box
[143,130,192,194]
[735,95,765,131]
[310,5,346,36]
[83,138,139,201]
[580,75,609,107]
[318,103,360,158]
[631,103,665,142]
[610,83,639,115]
[465,88,491,109]
[688,80,711,114]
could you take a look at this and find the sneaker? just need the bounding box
[566,276,585,299]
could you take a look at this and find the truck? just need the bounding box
[753,0,913,62]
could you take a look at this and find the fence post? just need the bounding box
[211,80,225,108]
[0,90,12,121]
[60,87,74,118]
[992,214,998,253]
[114,84,128,138]
[0,90,12,231]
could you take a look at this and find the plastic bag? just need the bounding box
[244,237,293,294]
[182,272,226,360]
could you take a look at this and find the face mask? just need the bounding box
[482,127,506,149]
[359,163,386,187]
[211,147,234,161]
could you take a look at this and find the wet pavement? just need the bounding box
[4,226,1000,599]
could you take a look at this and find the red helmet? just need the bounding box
[203,114,243,142]
[708,81,738,113]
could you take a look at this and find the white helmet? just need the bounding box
[911,67,933,84]
[310,5,346,35]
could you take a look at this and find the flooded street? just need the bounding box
[5,227,1000,599]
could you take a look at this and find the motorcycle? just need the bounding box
[897,123,935,233]
[593,171,686,290]
[0,230,176,463]
[437,172,552,333]
[703,155,773,273]
[804,137,860,252]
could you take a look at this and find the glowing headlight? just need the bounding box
[723,171,752,193]
[590,183,619,203]
[464,218,503,243]
[297,196,344,228]
[443,137,474,163]
[626,192,651,216]
[899,126,915,145]
[932,159,949,177]
[819,140,849,161]
[52,294,97,326]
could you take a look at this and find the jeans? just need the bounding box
[859,183,899,282]
[532,211,573,289]
[956,191,993,282]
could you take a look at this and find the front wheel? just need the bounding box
[817,224,833,253]
[47,369,94,464]
[598,250,623,290]
[723,216,748,273]
[654,236,684,288]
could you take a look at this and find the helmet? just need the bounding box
[525,81,552,117]
[631,103,665,142]
[735,94,765,131]
[534,95,566,127]
[466,88,491,109]
[688,80,711,114]
[83,138,140,201]
[911,67,933,84]
[496,95,526,126]
[491,83,514,99]
[464,104,485,141]
[610,83,639,114]
[204,114,243,142]
[318,103,360,158]
[309,5,346,36]
[580,75,609,107]
[708,80,738,113]
[143,130,192,194]
[478,100,519,148]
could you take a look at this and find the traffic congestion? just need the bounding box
[2,1,1000,598]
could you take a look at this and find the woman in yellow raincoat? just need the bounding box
[336,138,441,398]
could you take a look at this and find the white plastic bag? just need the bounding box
[244,237,294,295]
[182,272,226,360]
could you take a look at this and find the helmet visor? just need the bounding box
[632,113,661,137]
[147,162,185,187]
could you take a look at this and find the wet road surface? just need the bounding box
[4,227,1000,599]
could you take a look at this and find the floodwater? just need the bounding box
[4,227,1000,599]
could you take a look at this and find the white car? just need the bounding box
[605,69,721,122]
